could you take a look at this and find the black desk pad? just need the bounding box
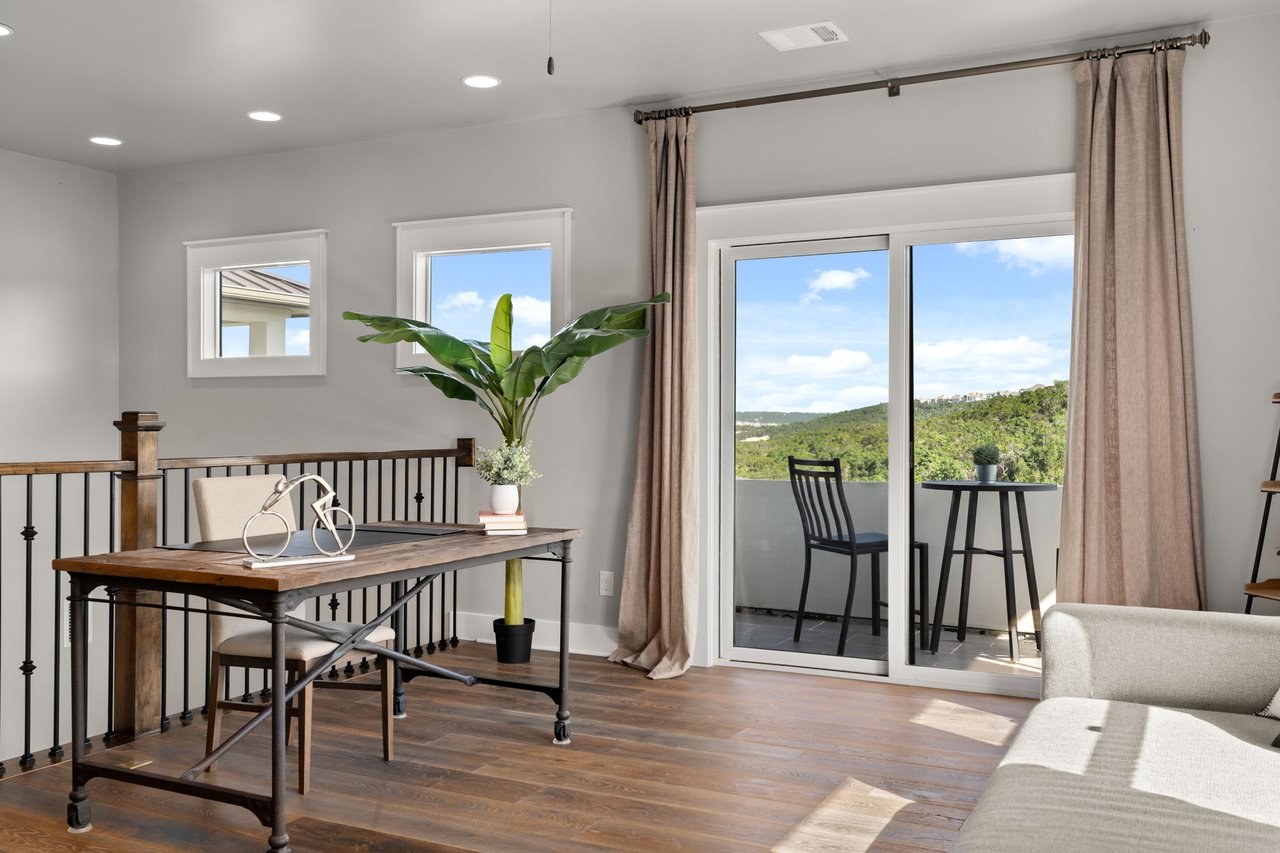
[161,524,464,558]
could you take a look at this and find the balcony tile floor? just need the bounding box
[733,609,1042,676]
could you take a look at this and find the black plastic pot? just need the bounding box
[492,617,535,663]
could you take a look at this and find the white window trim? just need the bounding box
[698,173,1074,699]
[184,229,327,378]
[392,208,571,370]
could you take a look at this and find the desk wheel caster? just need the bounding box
[553,720,571,745]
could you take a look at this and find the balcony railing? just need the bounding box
[0,411,472,774]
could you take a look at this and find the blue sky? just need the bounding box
[428,248,552,348]
[735,236,1073,412]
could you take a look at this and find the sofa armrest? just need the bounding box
[1042,603,1280,713]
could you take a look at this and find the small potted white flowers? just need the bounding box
[475,441,540,514]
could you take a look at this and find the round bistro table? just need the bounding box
[922,480,1058,662]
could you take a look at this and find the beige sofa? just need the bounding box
[958,603,1280,851]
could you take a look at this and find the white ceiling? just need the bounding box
[0,0,1276,173]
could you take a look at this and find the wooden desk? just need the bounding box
[54,523,581,853]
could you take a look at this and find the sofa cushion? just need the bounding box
[959,696,1280,852]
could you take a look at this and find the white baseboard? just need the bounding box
[455,611,618,658]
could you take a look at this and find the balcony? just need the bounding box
[731,478,1060,675]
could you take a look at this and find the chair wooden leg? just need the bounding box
[204,652,223,773]
[870,551,882,637]
[297,683,313,795]
[793,546,813,642]
[380,660,394,762]
[837,553,858,656]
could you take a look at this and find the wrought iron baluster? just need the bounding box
[14,477,38,766]
[105,473,117,745]
[159,471,169,732]
[415,457,424,521]
[181,467,192,723]
[50,474,64,759]
[390,456,397,519]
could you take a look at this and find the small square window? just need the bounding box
[186,230,326,377]
[393,209,569,369]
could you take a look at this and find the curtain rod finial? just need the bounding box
[1195,29,1211,48]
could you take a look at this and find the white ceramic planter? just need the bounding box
[490,483,520,515]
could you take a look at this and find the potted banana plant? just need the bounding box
[345,291,669,662]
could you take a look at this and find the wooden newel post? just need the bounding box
[114,411,166,737]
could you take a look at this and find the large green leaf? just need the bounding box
[538,356,587,397]
[344,311,488,379]
[541,327,651,378]
[490,294,513,377]
[556,293,671,336]
[500,345,547,401]
[398,366,478,401]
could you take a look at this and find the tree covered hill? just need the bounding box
[735,380,1068,483]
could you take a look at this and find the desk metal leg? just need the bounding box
[956,491,979,641]
[67,576,92,833]
[391,579,407,718]
[930,493,962,653]
[1015,492,1043,649]
[268,602,290,852]
[998,492,1020,663]
[554,541,572,745]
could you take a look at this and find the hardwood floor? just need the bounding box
[0,644,1032,852]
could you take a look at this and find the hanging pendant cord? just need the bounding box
[633,29,1208,123]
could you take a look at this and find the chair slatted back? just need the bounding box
[787,456,856,547]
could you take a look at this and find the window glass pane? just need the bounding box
[428,247,552,348]
[733,247,891,666]
[911,234,1072,677]
[217,262,311,358]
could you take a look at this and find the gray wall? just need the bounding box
[109,10,1280,652]
[0,148,120,459]
[0,148,119,758]
[117,110,648,635]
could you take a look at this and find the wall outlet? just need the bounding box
[599,571,614,597]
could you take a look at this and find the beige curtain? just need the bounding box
[1059,50,1205,608]
[609,114,699,679]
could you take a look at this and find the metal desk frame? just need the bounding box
[58,527,577,853]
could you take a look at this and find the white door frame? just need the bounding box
[697,174,1075,698]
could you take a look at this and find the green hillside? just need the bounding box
[735,380,1068,483]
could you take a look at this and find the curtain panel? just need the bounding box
[1059,50,1206,609]
[609,115,700,679]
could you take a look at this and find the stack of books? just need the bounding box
[478,510,528,536]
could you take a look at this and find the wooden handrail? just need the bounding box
[0,460,135,476]
[159,445,470,470]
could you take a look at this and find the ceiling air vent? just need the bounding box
[759,21,849,52]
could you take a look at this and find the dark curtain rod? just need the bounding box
[633,29,1210,124]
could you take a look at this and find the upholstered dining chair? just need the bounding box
[194,474,396,794]
[787,457,930,657]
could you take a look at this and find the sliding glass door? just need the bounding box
[721,237,893,675]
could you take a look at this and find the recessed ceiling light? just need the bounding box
[247,110,283,122]
[462,75,501,89]
[89,136,122,146]
[0,23,14,37]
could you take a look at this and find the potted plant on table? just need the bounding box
[344,291,669,662]
[475,441,540,516]
[973,443,1000,483]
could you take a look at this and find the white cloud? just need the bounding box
[955,236,1074,275]
[286,328,309,348]
[509,295,551,327]
[783,348,874,376]
[519,332,549,350]
[438,290,485,311]
[800,267,870,304]
[914,336,1062,373]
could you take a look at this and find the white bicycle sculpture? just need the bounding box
[241,474,356,561]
